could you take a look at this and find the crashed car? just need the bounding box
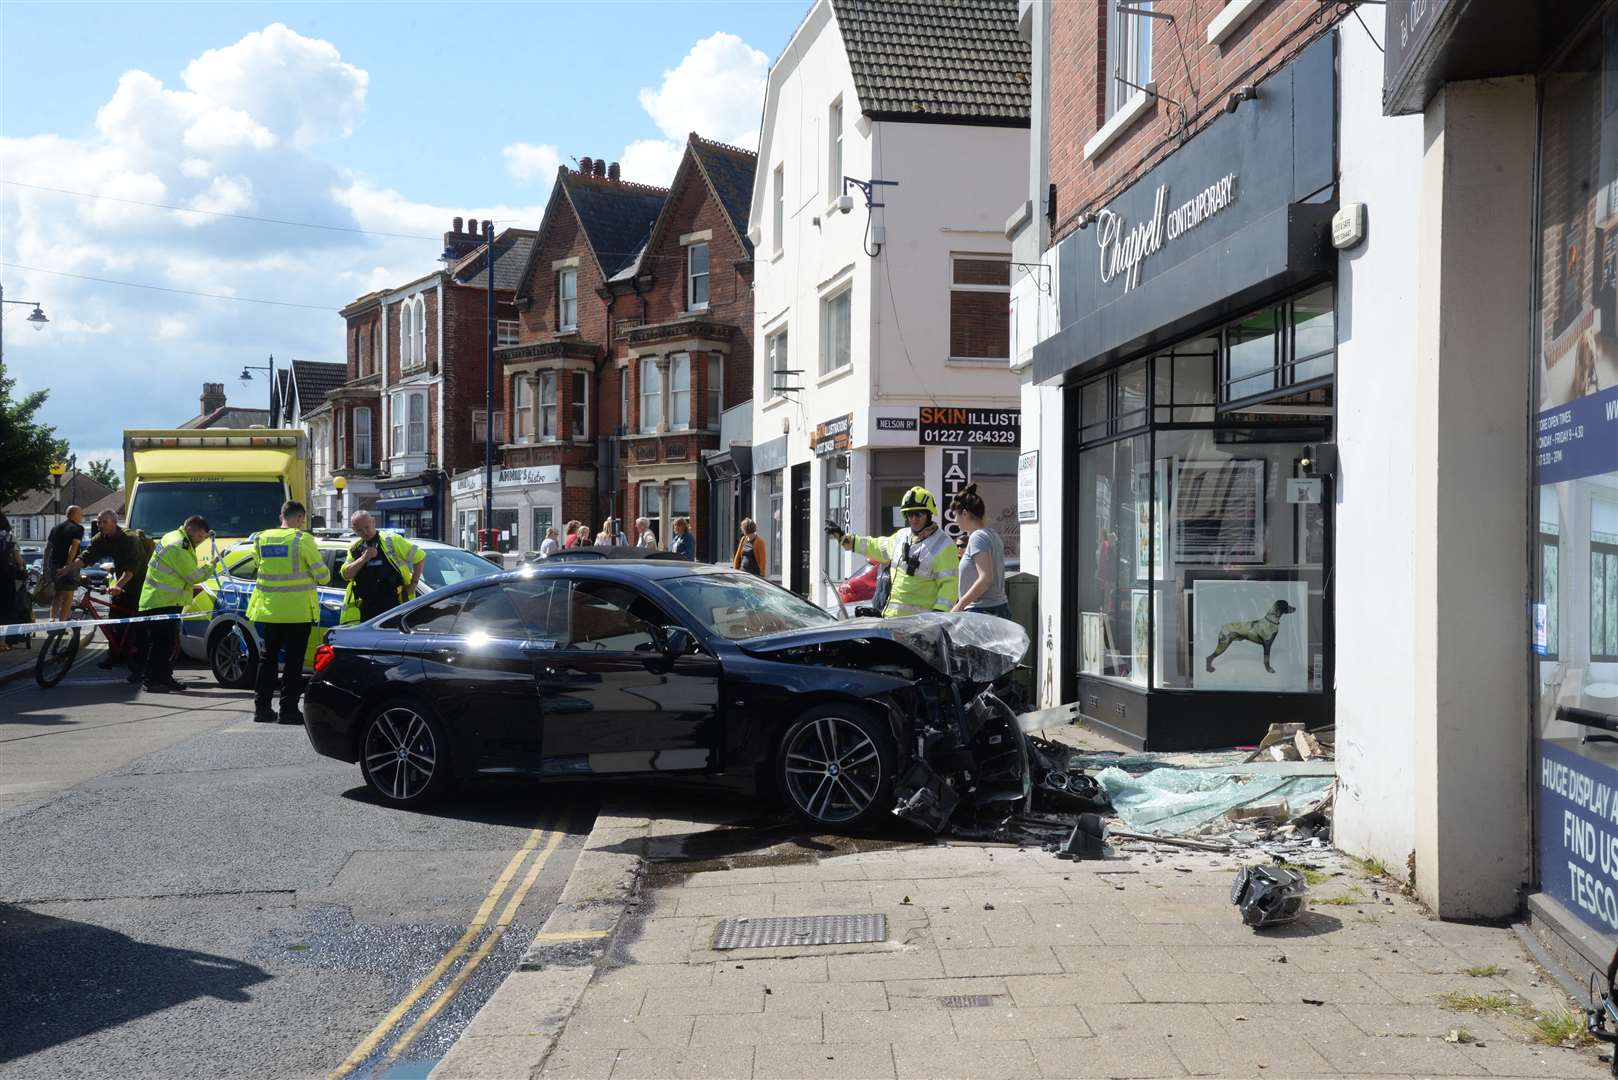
[302,560,1060,830]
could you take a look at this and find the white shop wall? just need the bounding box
[1332,8,1425,871]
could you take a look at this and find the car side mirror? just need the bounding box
[663,625,697,660]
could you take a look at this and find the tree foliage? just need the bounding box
[85,458,120,489]
[0,375,69,507]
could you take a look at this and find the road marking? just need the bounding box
[327,820,553,1079]
[374,826,566,1067]
[528,929,610,942]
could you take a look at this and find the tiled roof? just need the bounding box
[832,0,1030,125]
[3,472,117,516]
[83,488,126,518]
[291,360,348,411]
[180,406,272,430]
[690,136,757,256]
[452,229,538,291]
[562,173,667,279]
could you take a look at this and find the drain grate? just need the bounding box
[939,994,994,1008]
[713,913,887,950]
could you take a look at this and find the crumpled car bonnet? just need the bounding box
[739,611,1029,683]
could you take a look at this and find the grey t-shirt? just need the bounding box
[958,527,1008,609]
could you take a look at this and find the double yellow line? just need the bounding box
[330,816,566,1079]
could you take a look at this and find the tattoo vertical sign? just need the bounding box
[942,448,970,550]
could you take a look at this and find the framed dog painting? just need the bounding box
[1190,579,1309,692]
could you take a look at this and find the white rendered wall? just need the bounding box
[1332,8,1426,877]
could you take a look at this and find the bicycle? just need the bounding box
[34,583,147,689]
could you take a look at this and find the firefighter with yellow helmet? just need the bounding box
[827,486,959,618]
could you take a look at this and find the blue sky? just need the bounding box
[1,1,803,467]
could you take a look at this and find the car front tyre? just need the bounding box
[209,624,257,689]
[776,704,895,830]
[359,699,450,808]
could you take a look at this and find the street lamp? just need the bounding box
[239,355,277,424]
[0,281,50,398]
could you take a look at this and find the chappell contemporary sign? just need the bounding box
[1098,173,1240,291]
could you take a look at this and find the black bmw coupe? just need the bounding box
[303,561,1031,831]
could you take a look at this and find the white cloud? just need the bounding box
[615,32,768,187]
[182,23,367,146]
[502,142,562,184]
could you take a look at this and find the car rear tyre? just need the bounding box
[359,699,450,808]
[776,705,895,830]
[209,624,258,689]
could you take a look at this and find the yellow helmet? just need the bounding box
[899,486,939,517]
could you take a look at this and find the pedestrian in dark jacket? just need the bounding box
[670,517,695,560]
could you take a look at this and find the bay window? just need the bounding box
[538,371,558,441]
[571,370,589,440]
[640,358,662,433]
[354,406,372,468]
[707,355,722,430]
[669,353,691,430]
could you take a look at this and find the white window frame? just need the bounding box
[669,481,689,520]
[407,390,427,454]
[400,299,417,371]
[354,406,373,468]
[687,242,710,312]
[514,377,534,444]
[707,355,722,431]
[640,358,662,434]
[767,328,789,398]
[640,482,663,532]
[391,396,404,457]
[496,319,520,347]
[472,408,503,448]
[619,366,630,436]
[772,165,785,257]
[570,370,589,441]
[669,353,692,431]
[1105,0,1153,120]
[819,286,852,376]
[558,269,578,332]
[828,99,843,200]
[948,253,1013,362]
[538,370,558,441]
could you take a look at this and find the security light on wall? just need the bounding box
[832,194,855,214]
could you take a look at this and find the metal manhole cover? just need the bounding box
[939,995,994,1008]
[713,913,886,950]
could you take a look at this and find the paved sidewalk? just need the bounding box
[449,805,1610,1080]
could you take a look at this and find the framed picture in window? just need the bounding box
[1081,611,1105,675]
[1129,588,1161,688]
[1172,459,1265,564]
[1189,578,1309,692]
[1133,459,1170,580]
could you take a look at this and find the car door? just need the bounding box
[409,583,546,773]
[537,576,721,777]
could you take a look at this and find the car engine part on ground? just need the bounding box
[1231,864,1308,928]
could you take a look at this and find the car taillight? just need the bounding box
[313,643,335,674]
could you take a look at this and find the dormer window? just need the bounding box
[558,269,578,332]
[687,242,710,311]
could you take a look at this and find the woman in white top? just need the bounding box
[948,484,1012,620]
[538,527,561,557]
[635,516,658,551]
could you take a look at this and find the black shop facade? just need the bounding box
[1033,35,1339,751]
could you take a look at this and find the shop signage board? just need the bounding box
[876,416,918,433]
[811,413,853,456]
[752,435,789,475]
[1538,740,1618,935]
[1017,451,1039,523]
[452,465,562,494]
[941,447,971,549]
[919,407,1020,446]
[1535,385,1618,484]
[1097,173,1239,292]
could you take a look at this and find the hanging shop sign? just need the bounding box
[1017,450,1039,523]
[941,447,971,549]
[811,413,854,456]
[919,407,1020,446]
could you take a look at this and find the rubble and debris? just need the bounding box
[1096,764,1334,835]
[1055,814,1108,860]
[1231,864,1308,929]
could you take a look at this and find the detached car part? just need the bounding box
[1230,864,1308,928]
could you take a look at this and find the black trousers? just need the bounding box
[254,621,311,714]
[140,606,181,684]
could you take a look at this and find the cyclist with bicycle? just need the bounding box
[71,509,155,671]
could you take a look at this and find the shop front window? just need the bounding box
[490,508,519,554]
[823,453,850,581]
[763,470,784,580]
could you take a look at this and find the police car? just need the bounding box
[180,533,501,688]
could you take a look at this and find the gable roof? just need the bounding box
[517,167,668,300]
[180,405,272,430]
[831,0,1030,126]
[83,488,126,519]
[290,360,348,415]
[638,134,760,268]
[451,228,538,291]
[3,472,117,516]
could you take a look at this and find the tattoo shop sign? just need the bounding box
[1539,741,1618,934]
[811,413,854,456]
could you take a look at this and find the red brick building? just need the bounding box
[330,219,534,541]
[486,137,756,557]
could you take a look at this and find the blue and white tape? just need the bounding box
[0,610,211,638]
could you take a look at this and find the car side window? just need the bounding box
[505,579,569,646]
[457,585,531,641]
[406,592,465,635]
[226,552,257,581]
[566,580,671,651]
[321,550,345,580]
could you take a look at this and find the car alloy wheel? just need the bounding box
[209,624,257,689]
[780,711,886,826]
[362,705,441,805]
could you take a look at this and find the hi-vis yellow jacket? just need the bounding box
[339,531,424,624]
[139,528,212,611]
[245,527,329,623]
[847,525,959,617]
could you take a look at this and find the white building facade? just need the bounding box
[747,0,1030,607]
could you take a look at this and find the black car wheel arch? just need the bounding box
[359,697,452,807]
[209,622,258,689]
[775,703,896,830]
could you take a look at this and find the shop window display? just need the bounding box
[1075,287,1333,693]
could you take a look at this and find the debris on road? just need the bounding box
[1231,864,1308,929]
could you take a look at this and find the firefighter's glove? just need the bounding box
[823,519,844,541]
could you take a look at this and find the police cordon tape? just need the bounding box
[0,610,213,638]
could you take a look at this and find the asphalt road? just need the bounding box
[0,645,596,1080]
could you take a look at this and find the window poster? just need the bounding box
[1173,459,1265,564]
[1133,460,1169,580]
[1081,611,1105,675]
[1190,579,1308,692]
[1129,588,1160,688]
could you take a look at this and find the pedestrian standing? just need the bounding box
[732,518,765,576]
[576,525,594,547]
[636,516,658,551]
[538,527,561,557]
[948,484,1012,621]
[670,517,695,560]
[0,513,24,652]
[339,510,424,625]
[41,505,85,625]
[248,501,329,725]
[563,521,581,549]
[137,515,214,692]
[595,520,615,548]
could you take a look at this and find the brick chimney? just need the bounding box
[592,158,605,178]
[579,156,594,176]
[200,382,226,416]
[442,216,480,262]
[607,161,621,182]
